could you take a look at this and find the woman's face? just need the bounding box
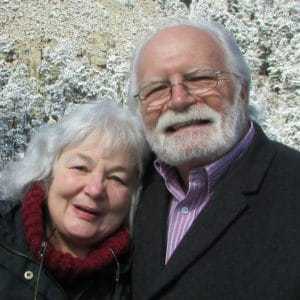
[47,131,137,256]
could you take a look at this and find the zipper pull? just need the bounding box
[109,248,120,283]
[39,241,47,258]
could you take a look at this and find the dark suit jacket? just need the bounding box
[132,124,300,300]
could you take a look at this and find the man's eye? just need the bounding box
[187,75,215,82]
[143,84,169,99]
[185,75,216,89]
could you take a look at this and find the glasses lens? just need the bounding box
[138,70,228,101]
[140,82,170,102]
[184,70,218,92]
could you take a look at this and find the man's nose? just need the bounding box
[167,83,196,111]
[84,174,105,199]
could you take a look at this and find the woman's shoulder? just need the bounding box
[0,200,21,239]
[0,200,18,217]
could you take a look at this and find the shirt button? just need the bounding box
[24,270,34,280]
[180,206,189,214]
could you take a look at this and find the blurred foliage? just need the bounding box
[0,0,299,167]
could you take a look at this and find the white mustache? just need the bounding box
[155,105,221,132]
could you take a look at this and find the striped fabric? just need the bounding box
[154,122,255,263]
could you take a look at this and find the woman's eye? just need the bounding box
[109,175,127,185]
[72,165,88,172]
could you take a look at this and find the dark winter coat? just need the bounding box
[132,124,300,300]
[0,204,130,300]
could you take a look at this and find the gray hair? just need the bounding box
[128,17,251,109]
[0,100,149,204]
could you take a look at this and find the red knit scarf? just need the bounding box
[21,183,130,282]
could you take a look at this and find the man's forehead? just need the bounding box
[137,25,227,81]
[143,25,220,52]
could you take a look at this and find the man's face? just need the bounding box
[136,25,248,167]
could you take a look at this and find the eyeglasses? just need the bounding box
[134,69,239,104]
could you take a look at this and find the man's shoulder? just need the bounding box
[252,123,300,166]
[269,139,300,169]
[272,139,300,159]
[247,133,300,194]
[268,141,300,188]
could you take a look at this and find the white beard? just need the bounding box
[143,93,248,167]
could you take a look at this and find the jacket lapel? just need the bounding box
[144,124,278,300]
[132,171,170,295]
[148,180,248,298]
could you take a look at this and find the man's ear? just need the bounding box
[240,82,249,104]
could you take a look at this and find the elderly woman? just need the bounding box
[0,100,148,300]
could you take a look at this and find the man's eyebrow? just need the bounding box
[139,75,169,87]
[140,79,169,90]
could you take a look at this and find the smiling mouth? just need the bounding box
[165,119,212,133]
[74,204,101,216]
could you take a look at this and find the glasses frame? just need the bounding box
[134,69,240,104]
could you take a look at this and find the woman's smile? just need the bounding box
[72,203,102,222]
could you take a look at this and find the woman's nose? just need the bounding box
[84,174,105,199]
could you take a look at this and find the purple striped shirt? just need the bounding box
[154,122,255,263]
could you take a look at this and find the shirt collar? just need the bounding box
[154,121,255,201]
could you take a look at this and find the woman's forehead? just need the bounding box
[59,131,136,168]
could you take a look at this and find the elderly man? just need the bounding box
[129,19,300,300]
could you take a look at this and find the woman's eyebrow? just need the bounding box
[64,153,93,165]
